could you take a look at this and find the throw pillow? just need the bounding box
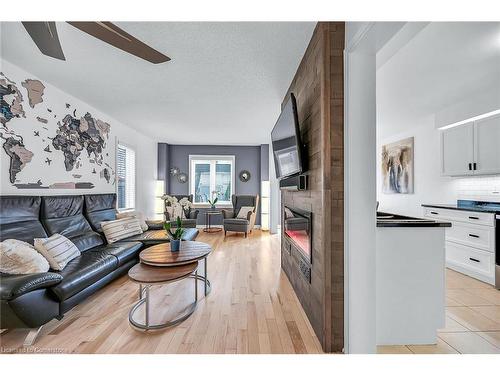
[237,206,254,219]
[116,210,149,231]
[0,239,50,274]
[34,234,81,271]
[101,217,143,244]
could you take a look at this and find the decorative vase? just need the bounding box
[171,239,181,252]
[211,205,216,210]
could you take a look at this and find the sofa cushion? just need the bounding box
[224,218,249,226]
[0,196,48,243]
[91,241,142,266]
[50,251,118,301]
[41,196,103,252]
[84,194,117,233]
[120,228,199,245]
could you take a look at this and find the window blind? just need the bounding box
[117,144,136,210]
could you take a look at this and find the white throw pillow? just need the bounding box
[34,234,80,271]
[0,239,50,274]
[237,206,254,219]
[101,217,143,244]
[116,210,148,231]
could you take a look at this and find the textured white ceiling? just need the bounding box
[1,22,315,145]
[377,22,500,138]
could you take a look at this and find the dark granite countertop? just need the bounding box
[422,202,500,215]
[377,212,451,228]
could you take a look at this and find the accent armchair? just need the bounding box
[221,194,259,237]
[164,194,199,228]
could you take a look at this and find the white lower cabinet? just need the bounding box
[424,207,496,285]
[445,241,495,284]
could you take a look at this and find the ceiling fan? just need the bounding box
[21,21,170,64]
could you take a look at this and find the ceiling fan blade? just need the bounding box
[67,21,170,64]
[22,22,66,61]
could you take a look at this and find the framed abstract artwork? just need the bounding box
[381,137,414,194]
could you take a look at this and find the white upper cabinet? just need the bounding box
[441,122,474,176]
[441,114,500,176]
[473,114,500,175]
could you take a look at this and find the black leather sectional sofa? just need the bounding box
[0,193,198,336]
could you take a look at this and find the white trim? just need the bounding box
[188,154,236,205]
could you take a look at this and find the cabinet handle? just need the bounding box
[473,162,477,170]
[469,257,480,263]
[430,211,439,215]
[468,234,480,238]
[468,163,472,171]
[469,216,479,220]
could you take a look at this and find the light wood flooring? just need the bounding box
[0,231,323,354]
[377,268,500,354]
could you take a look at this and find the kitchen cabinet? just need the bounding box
[474,114,500,175]
[441,114,500,176]
[441,122,474,176]
[423,206,496,285]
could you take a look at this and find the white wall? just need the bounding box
[0,59,157,218]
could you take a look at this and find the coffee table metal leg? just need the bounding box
[204,258,208,296]
[145,286,150,328]
[195,270,198,301]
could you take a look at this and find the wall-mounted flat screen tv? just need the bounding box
[271,93,303,179]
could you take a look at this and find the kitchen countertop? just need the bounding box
[377,212,451,228]
[422,202,500,215]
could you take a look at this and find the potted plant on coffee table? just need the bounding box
[163,217,185,251]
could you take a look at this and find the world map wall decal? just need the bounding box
[0,70,115,191]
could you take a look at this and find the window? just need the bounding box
[189,155,235,205]
[117,143,136,210]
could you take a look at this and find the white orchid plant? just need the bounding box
[161,194,193,215]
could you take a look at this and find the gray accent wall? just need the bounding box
[158,143,267,226]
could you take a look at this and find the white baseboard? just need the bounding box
[195,224,262,229]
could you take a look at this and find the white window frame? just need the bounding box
[189,155,235,208]
[116,142,136,212]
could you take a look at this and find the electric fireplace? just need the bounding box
[283,206,312,263]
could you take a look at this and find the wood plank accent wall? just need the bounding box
[280,22,345,353]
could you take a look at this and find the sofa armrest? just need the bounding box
[221,209,234,219]
[0,272,63,300]
[146,220,164,230]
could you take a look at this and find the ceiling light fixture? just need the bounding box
[438,109,500,130]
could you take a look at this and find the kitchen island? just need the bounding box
[376,212,451,345]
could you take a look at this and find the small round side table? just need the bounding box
[203,211,222,233]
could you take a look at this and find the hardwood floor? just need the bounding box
[377,268,500,354]
[0,231,323,354]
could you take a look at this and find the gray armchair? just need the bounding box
[221,194,259,237]
[164,194,199,228]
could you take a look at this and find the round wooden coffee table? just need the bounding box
[140,241,212,296]
[128,261,199,331]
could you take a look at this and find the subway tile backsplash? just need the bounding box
[456,175,500,202]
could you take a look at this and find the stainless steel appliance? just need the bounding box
[496,215,500,289]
